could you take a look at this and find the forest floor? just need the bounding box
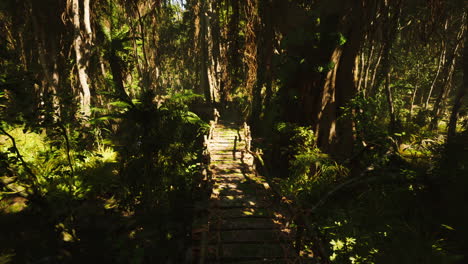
[193,121,314,263]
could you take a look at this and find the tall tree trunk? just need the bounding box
[222,0,240,103]
[315,47,343,152]
[447,19,467,144]
[369,1,401,98]
[385,70,396,132]
[72,0,91,116]
[250,0,274,130]
[210,1,222,102]
[425,38,446,109]
[31,12,60,119]
[408,65,419,121]
[199,0,212,102]
[333,0,366,156]
[362,41,375,95]
[135,3,151,91]
[357,47,365,92]
[245,0,258,99]
[368,44,383,97]
[276,0,367,156]
[83,0,92,39]
[430,22,465,130]
[109,52,131,103]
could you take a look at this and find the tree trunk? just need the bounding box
[31,12,61,119]
[369,1,401,99]
[109,52,131,103]
[430,23,465,130]
[276,0,367,157]
[245,0,258,101]
[362,41,374,94]
[83,0,92,40]
[368,44,383,97]
[425,40,446,109]
[72,0,91,116]
[315,47,343,152]
[357,48,365,92]
[135,3,151,91]
[333,9,364,156]
[250,0,275,128]
[210,1,222,102]
[385,70,397,132]
[199,0,212,102]
[447,16,467,142]
[223,0,240,102]
[408,63,419,121]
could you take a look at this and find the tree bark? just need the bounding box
[199,0,212,102]
[430,22,465,130]
[408,64,419,121]
[31,11,61,119]
[369,1,401,98]
[109,52,131,103]
[210,1,222,102]
[245,0,258,102]
[222,0,240,103]
[333,8,364,156]
[425,39,446,109]
[72,0,91,116]
[316,47,343,152]
[447,15,467,142]
[368,44,383,97]
[83,0,92,39]
[357,47,365,92]
[362,42,375,94]
[262,0,275,114]
[385,70,396,132]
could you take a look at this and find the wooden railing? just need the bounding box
[239,122,252,167]
[191,108,220,264]
[241,123,330,263]
[201,108,220,181]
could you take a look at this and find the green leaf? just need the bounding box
[109,101,132,108]
[441,224,455,231]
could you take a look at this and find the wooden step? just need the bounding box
[208,207,272,218]
[208,229,289,243]
[205,243,289,259]
[194,124,308,264]
[210,217,280,230]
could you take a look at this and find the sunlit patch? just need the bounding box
[56,223,78,242]
[0,196,28,214]
[104,196,118,209]
[273,212,285,219]
[272,219,282,225]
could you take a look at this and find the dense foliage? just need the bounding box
[0,0,467,263]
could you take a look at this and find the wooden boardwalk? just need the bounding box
[192,121,315,264]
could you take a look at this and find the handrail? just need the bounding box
[192,108,219,264]
[240,122,331,263]
[243,122,251,152]
[202,109,219,177]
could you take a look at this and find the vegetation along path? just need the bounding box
[194,121,313,264]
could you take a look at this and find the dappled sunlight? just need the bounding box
[199,122,305,262]
[1,0,466,262]
[0,197,27,214]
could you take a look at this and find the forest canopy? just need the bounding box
[0,0,467,263]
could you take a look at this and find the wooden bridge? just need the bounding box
[190,115,317,264]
